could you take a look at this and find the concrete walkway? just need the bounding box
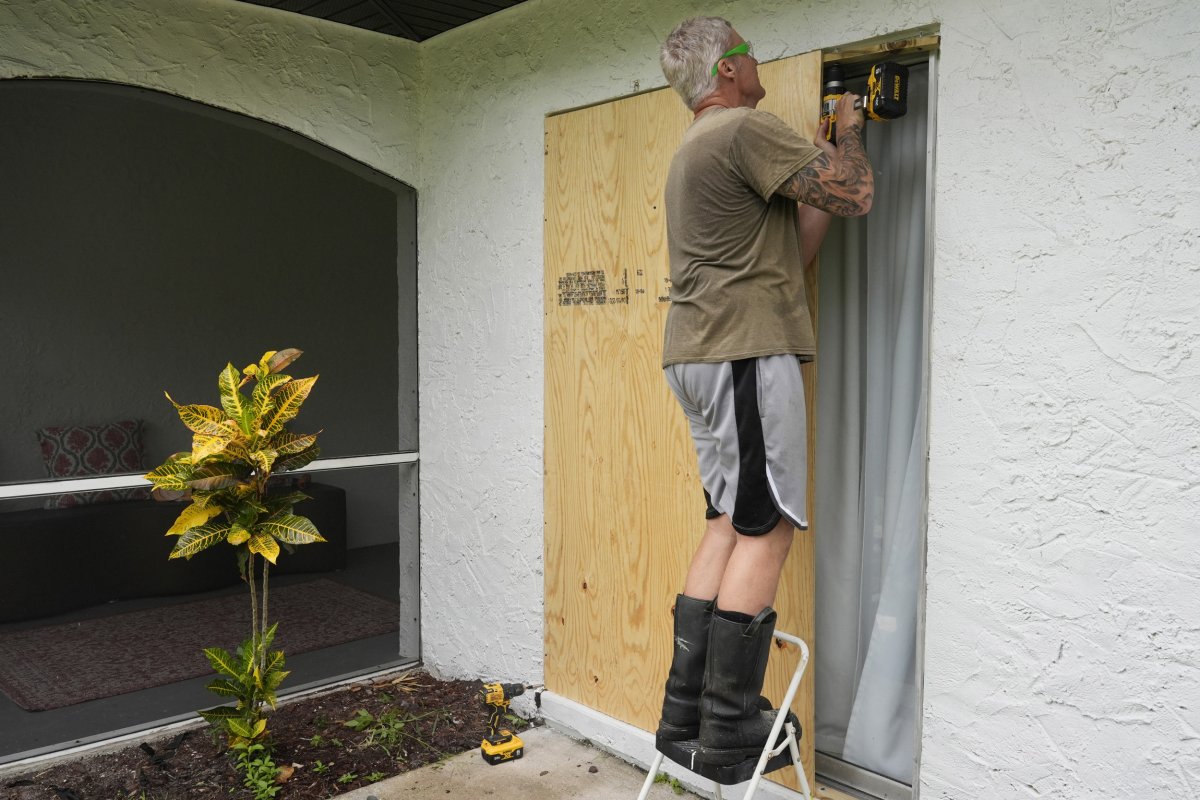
[337,726,703,800]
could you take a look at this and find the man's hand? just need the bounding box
[833,90,865,136]
[777,92,873,217]
[814,117,836,157]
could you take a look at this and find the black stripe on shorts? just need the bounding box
[731,358,783,535]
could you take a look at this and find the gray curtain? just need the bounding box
[813,63,929,785]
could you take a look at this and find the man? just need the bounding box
[655,17,874,766]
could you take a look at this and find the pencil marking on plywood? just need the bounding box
[556,269,630,306]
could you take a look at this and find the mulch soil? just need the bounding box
[3,671,526,800]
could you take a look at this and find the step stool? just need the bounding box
[636,630,813,800]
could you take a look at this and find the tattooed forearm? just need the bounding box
[778,126,874,216]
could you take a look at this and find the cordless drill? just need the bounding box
[480,682,526,764]
[821,61,909,144]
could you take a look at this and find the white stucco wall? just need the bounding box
[417,1,1200,798]
[4,0,1199,796]
[0,0,422,183]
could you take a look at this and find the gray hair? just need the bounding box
[660,17,735,111]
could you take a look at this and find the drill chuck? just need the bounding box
[482,682,526,707]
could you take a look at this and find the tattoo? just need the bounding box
[777,125,874,216]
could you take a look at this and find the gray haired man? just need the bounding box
[655,16,873,766]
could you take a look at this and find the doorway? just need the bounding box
[813,57,935,799]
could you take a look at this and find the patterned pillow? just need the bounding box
[36,419,150,508]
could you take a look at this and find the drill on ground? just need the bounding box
[821,61,909,144]
[480,682,526,765]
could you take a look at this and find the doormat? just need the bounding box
[0,579,399,711]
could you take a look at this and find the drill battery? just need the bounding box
[865,61,909,121]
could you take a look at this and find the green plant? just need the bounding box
[202,625,289,745]
[654,772,686,795]
[364,772,387,783]
[337,772,358,784]
[312,760,331,775]
[343,707,449,757]
[308,733,326,747]
[145,348,323,747]
[232,741,282,800]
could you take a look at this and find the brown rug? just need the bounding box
[0,579,399,711]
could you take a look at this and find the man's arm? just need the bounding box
[798,204,832,266]
[778,92,874,217]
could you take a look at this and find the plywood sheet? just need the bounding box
[545,50,823,791]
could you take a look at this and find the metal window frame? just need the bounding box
[0,452,419,500]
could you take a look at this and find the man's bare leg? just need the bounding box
[682,513,737,600]
[715,517,795,615]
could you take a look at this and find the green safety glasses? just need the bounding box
[711,42,754,76]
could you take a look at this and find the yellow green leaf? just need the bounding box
[206,678,240,698]
[191,433,233,462]
[275,445,320,472]
[265,668,290,694]
[167,395,228,436]
[190,490,221,509]
[260,514,325,545]
[257,351,277,375]
[199,705,240,722]
[203,647,239,677]
[218,363,253,433]
[227,718,255,739]
[170,522,230,559]
[271,431,319,456]
[221,439,251,463]
[248,532,281,564]
[275,448,319,473]
[251,448,278,475]
[145,461,192,490]
[264,650,285,673]
[227,525,251,545]
[187,462,242,490]
[261,622,279,650]
[166,503,223,536]
[251,373,290,420]
[252,718,268,738]
[262,376,318,436]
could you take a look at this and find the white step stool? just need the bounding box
[637,630,813,800]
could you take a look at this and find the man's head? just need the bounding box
[660,17,764,111]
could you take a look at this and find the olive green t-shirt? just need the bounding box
[662,107,822,367]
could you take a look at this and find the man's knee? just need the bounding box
[705,513,736,538]
[736,517,794,556]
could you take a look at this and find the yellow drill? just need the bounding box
[480,682,526,765]
[821,61,910,144]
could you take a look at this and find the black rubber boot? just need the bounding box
[656,594,713,741]
[698,606,782,765]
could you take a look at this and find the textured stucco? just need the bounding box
[3,0,1199,796]
[417,1,1200,798]
[0,0,422,183]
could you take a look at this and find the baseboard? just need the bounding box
[539,691,804,800]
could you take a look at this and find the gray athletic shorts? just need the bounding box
[664,355,809,535]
